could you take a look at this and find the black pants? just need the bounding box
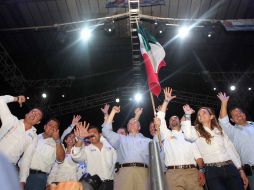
[205,164,244,190]
[98,180,113,190]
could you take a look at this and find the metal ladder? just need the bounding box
[128,0,143,87]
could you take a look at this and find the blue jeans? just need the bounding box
[25,173,47,190]
[205,164,244,190]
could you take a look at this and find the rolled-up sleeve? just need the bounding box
[191,142,202,160]
[71,146,87,163]
[157,111,171,140]
[218,116,235,140]
[181,121,198,142]
[102,123,120,149]
[61,124,74,143]
[0,95,16,129]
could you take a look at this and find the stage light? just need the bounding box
[230,85,236,91]
[61,94,65,98]
[42,93,47,99]
[156,24,167,37]
[248,87,252,91]
[213,88,216,91]
[129,98,133,101]
[80,27,92,41]
[134,93,142,103]
[115,98,120,103]
[178,26,190,38]
[104,21,115,35]
[27,97,30,100]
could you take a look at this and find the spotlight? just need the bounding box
[104,21,115,35]
[248,87,252,91]
[61,94,65,98]
[134,93,142,103]
[80,27,92,41]
[213,88,216,91]
[129,98,133,101]
[156,24,167,37]
[115,98,120,103]
[42,93,47,99]
[27,97,30,100]
[178,26,190,38]
[230,85,236,91]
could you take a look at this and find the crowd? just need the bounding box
[0,88,253,190]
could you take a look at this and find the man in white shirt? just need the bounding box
[25,118,65,190]
[218,92,254,189]
[158,87,205,190]
[0,95,43,188]
[72,122,117,190]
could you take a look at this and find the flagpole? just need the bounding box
[149,92,162,146]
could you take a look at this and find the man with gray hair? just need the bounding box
[102,106,151,190]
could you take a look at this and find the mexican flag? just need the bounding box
[137,26,166,96]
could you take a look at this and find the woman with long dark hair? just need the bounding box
[181,105,248,190]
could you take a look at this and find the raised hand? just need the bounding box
[112,106,121,113]
[72,115,82,126]
[164,87,176,102]
[17,95,26,107]
[217,92,229,103]
[101,104,110,115]
[183,104,195,115]
[75,121,91,138]
[134,107,143,116]
[52,128,60,141]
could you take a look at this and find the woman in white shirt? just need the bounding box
[47,132,79,187]
[181,105,248,190]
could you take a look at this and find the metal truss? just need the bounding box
[26,77,75,89]
[201,71,254,82]
[46,86,218,116]
[0,42,75,93]
[0,43,27,94]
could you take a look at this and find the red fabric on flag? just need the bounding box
[143,53,166,96]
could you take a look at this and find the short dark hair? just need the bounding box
[47,118,60,128]
[229,106,245,117]
[88,125,101,133]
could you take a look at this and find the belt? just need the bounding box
[119,163,148,168]
[205,160,233,167]
[166,164,196,170]
[30,169,47,174]
[102,179,113,182]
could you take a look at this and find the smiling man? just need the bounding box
[0,95,43,188]
[218,92,254,190]
[71,122,117,190]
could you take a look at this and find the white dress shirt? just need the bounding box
[0,95,38,182]
[71,140,117,180]
[47,153,78,184]
[157,111,201,166]
[181,120,241,168]
[29,134,57,174]
[219,116,254,165]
